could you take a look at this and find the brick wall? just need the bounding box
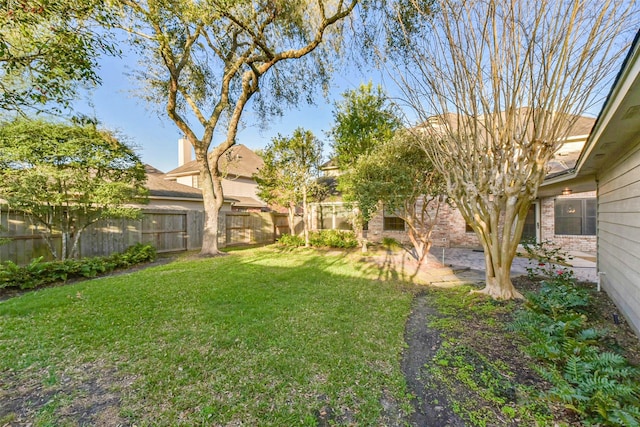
[310,193,596,254]
[362,200,481,248]
[539,191,597,253]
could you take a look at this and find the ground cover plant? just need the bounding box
[0,244,156,291]
[410,284,551,426]
[0,246,413,426]
[511,277,640,425]
[408,276,640,427]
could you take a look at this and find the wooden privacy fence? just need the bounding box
[0,208,288,264]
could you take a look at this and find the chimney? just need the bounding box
[178,138,192,166]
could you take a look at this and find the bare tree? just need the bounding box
[112,0,358,256]
[392,0,637,298]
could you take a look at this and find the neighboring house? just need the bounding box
[313,114,597,253]
[164,141,266,212]
[539,30,640,336]
[144,165,205,211]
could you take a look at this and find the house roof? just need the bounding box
[225,195,266,208]
[420,108,595,140]
[164,144,263,179]
[546,150,582,178]
[145,165,203,200]
[145,165,265,208]
[320,159,338,170]
[417,108,596,188]
[539,29,640,196]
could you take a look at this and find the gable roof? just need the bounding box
[145,164,265,208]
[145,165,203,200]
[539,29,640,196]
[420,108,595,140]
[165,144,263,179]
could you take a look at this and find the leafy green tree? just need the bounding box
[112,0,359,256]
[343,131,446,263]
[255,128,322,247]
[330,82,401,249]
[330,81,402,171]
[0,118,147,260]
[0,0,118,113]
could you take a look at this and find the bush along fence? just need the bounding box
[0,244,157,291]
[0,208,295,265]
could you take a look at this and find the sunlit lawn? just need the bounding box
[0,246,414,426]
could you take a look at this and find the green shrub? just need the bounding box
[0,244,157,290]
[381,237,403,251]
[510,274,640,426]
[110,243,157,266]
[277,231,358,249]
[277,234,305,247]
[309,230,358,248]
[519,239,574,281]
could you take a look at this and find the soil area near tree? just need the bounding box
[396,273,640,426]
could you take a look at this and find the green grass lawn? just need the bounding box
[0,246,414,426]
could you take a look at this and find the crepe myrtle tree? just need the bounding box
[342,130,446,264]
[111,0,359,256]
[0,117,147,260]
[255,128,323,247]
[391,0,638,299]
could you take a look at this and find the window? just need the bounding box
[465,222,474,233]
[383,207,405,231]
[334,206,352,230]
[192,174,201,189]
[317,205,333,230]
[555,198,596,235]
[316,204,353,230]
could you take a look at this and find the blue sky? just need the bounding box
[76,51,390,173]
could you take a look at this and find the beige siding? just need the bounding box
[597,139,640,336]
[176,176,193,187]
[221,177,261,199]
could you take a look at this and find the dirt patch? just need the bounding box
[0,360,136,426]
[402,293,465,426]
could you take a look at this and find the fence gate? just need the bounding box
[272,213,290,238]
[141,213,187,252]
[225,213,252,246]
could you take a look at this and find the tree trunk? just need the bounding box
[42,233,58,260]
[61,231,69,261]
[288,201,296,235]
[478,254,523,299]
[361,228,368,253]
[302,185,310,247]
[406,225,431,266]
[199,154,224,257]
[69,230,83,260]
[473,199,526,299]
